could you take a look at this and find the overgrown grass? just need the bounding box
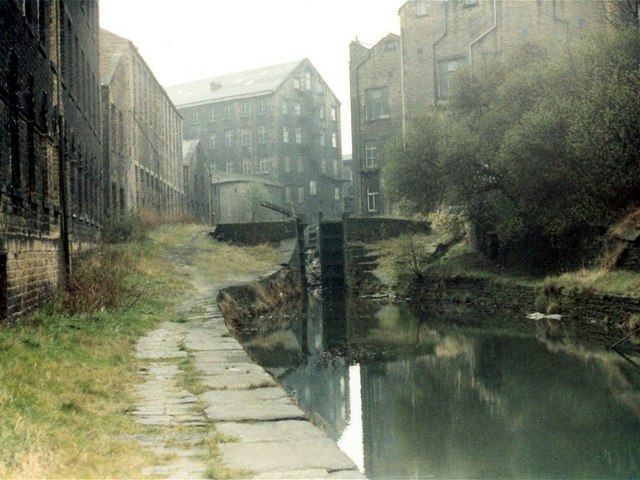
[378,233,640,298]
[543,268,640,298]
[0,221,284,478]
[0,302,166,478]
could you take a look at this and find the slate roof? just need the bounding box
[210,171,283,188]
[182,139,200,166]
[166,59,305,108]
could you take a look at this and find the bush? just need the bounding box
[53,245,144,315]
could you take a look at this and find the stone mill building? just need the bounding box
[167,59,345,224]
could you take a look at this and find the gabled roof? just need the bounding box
[182,139,201,166]
[211,171,283,188]
[166,59,306,108]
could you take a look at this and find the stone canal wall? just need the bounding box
[411,274,640,352]
[216,238,303,334]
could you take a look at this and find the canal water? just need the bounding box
[236,293,640,479]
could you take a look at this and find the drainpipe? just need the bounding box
[468,0,498,66]
[432,1,449,107]
[55,0,70,286]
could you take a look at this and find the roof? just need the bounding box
[182,139,200,166]
[166,59,306,108]
[210,171,283,188]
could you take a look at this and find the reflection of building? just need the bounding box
[1,0,102,320]
[182,140,211,224]
[350,0,610,215]
[210,173,283,224]
[167,59,344,223]
[100,29,185,215]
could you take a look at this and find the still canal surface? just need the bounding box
[237,293,640,479]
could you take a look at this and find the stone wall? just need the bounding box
[212,220,299,245]
[411,274,640,353]
[216,239,303,334]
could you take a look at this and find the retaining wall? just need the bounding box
[212,221,299,245]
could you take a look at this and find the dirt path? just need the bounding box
[127,237,364,479]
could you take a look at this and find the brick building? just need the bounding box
[0,0,102,321]
[167,59,344,224]
[350,0,610,216]
[182,139,211,224]
[100,29,184,216]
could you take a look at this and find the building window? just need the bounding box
[294,102,301,116]
[464,0,478,6]
[256,98,267,115]
[331,132,338,149]
[284,156,292,173]
[282,100,288,115]
[225,130,234,147]
[305,70,312,90]
[318,105,325,120]
[334,187,340,201]
[297,186,305,203]
[283,126,289,143]
[386,39,397,50]
[225,104,234,119]
[209,135,216,149]
[258,125,267,144]
[285,186,292,204]
[321,159,328,175]
[295,127,302,144]
[333,159,340,177]
[416,0,428,16]
[320,131,326,147]
[317,81,325,94]
[365,87,390,121]
[297,157,304,173]
[192,111,200,124]
[293,77,300,90]
[330,106,337,122]
[241,129,251,146]
[259,158,270,174]
[242,158,253,175]
[438,58,467,99]
[365,143,377,168]
[209,108,216,122]
[226,161,234,173]
[240,101,250,117]
[367,188,379,212]
[309,180,317,196]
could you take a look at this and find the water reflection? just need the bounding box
[238,293,640,479]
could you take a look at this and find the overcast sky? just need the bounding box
[99,0,406,155]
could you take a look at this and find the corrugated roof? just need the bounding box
[166,59,305,108]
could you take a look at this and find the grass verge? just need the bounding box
[0,222,283,478]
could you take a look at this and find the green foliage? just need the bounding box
[102,211,138,244]
[392,234,431,288]
[383,28,640,265]
[236,182,279,223]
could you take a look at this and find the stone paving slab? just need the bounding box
[199,363,277,390]
[216,420,326,443]
[193,349,254,365]
[219,437,360,474]
[202,387,307,422]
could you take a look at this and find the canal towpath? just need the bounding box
[126,235,364,479]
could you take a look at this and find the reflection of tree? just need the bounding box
[361,334,640,479]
